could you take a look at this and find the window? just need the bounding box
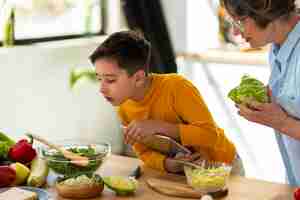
[0,0,104,45]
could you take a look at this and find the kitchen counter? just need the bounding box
[177,48,269,66]
[48,155,294,200]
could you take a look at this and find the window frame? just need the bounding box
[0,0,106,46]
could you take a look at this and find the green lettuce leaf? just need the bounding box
[228,75,269,104]
[0,141,11,159]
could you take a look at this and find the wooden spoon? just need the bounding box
[27,133,89,167]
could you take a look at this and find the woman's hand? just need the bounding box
[236,88,300,140]
[236,88,289,131]
[236,99,288,131]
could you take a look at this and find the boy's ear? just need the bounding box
[134,69,146,86]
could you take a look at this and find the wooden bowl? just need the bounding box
[55,182,104,199]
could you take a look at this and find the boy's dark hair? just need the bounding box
[89,30,151,76]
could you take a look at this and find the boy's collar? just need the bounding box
[130,75,153,103]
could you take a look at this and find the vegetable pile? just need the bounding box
[0,132,49,188]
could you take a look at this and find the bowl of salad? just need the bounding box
[184,160,232,193]
[39,140,110,178]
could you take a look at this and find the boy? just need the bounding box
[89,30,239,174]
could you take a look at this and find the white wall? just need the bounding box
[0,38,124,154]
[161,0,187,52]
[161,0,220,53]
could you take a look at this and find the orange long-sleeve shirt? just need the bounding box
[118,73,236,172]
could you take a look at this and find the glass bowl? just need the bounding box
[184,160,232,193]
[39,140,111,177]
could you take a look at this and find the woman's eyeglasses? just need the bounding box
[225,16,247,33]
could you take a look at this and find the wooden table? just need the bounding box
[48,155,295,200]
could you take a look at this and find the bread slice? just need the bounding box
[0,187,38,200]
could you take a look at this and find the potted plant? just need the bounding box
[69,67,97,89]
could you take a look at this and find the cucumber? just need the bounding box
[103,176,138,196]
[27,157,49,187]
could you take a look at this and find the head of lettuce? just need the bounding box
[228,75,270,105]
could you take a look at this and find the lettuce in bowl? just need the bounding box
[228,75,269,105]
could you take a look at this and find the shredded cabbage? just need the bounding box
[185,166,230,191]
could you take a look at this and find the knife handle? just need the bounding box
[129,166,142,179]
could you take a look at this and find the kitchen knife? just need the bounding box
[129,166,142,179]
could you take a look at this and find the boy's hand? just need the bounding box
[164,153,201,173]
[164,157,185,173]
[123,120,180,145]
[123,120,163,145]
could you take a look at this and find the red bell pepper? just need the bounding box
[295,188,300,200]
[8,136,36,164]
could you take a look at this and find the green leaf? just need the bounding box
[0,141,11,159]
[0,132,15,146]
[228,75,269,104]
[69,67,97,89]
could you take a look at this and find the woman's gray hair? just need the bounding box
[221,0,296,28]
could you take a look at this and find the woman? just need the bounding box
[221,0,300,185]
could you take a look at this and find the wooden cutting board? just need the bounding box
[146,178,228,199]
